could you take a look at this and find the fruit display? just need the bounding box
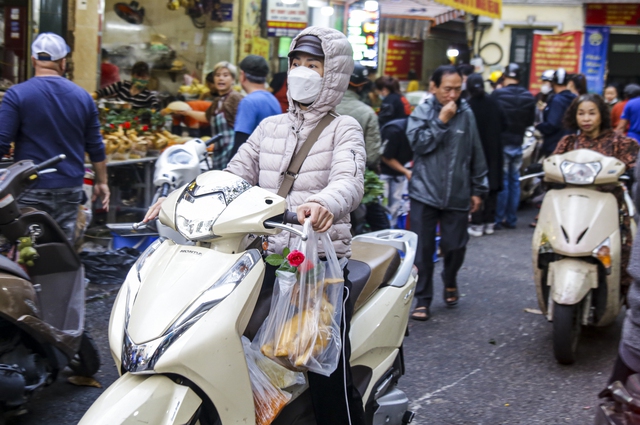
[179,79,209,97]
[100,107,187,161]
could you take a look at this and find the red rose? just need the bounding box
[124,122,131,129]
[142,125,149,131]
[287,250,305,267]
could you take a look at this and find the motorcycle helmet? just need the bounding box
[505,63,520,80]
[350,63,369,87]
[488,70,503,84]
[553,68,568,85]
[541,69,554,82]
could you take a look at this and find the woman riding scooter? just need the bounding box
[552,94,639,290]
[145,27,367,424]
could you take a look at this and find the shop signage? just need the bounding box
[384,36,423,80]
[581,27,610,95]
[251,37,270,60]
[267,0,308,37]
[586,3,640,27]
[433,0,501,19]
[211,3,233,22]
[348,2,380,69]
[528,31,582,95]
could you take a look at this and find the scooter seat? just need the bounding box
[0,254,29,281]
[350,240,401,311]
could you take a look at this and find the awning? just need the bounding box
[379,0,465,40]
[433,0,502,19]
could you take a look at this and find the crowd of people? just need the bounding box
[7,27,640,422]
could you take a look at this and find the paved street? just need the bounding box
[9,205,621,424]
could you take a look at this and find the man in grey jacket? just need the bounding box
[406,65,489,321]
[336,63,381,170]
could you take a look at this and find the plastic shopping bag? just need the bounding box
[242,337,292,425]
[255,221,345,376]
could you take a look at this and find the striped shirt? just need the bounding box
[96,80,159,110]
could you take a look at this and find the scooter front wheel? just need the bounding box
[552,302,582,365]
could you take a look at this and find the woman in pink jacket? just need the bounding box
[145,27,367,424]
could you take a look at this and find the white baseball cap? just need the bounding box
[31,32,70,61]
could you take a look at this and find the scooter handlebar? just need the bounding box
[205,134,223,147]
[283,210,300,225]
[35,154,66,172]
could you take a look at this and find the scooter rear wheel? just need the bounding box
[552,302,582,365]
[68,333,101,377]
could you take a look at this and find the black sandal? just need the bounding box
[410,306,430,321]
[444,288,459,307]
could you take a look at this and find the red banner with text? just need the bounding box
[528,31,583,95]
[384,36,423,80]
[586,3,640,27]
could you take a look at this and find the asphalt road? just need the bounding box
[8,205,621,425]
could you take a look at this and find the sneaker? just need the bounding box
[484,223,495,235]
[468,224,484,237]
[502,222,517,229]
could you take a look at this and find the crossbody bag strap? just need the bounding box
[277,112,336,198]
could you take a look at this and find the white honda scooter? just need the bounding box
[80,170,418,424]
[531,150,636,364]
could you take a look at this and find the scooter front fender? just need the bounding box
[549,258,598,306]
[78,373,201,425]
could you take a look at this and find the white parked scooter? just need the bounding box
[520,126,543,202]
[116,136,222,244]
[531,149,636,364]
[80,170,418,424]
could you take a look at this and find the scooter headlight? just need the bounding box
[175,188,227,241]
[593,237,612,274]
[560,161,602,185]
[122,250,261,374]
[539,233,554,254]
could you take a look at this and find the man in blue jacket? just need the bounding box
[0,33,109,240]
[405,65,488,321]
[491,63,536,229]
[536,68,577,155]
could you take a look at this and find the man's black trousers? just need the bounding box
[410,199,469,308]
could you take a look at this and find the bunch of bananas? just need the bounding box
[167,0,195,10]
[178,79,209,96]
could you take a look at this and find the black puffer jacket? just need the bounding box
[406,96,489,211]
[491,84,536,147]
[536,89,577,154]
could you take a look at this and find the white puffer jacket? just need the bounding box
[226,27,366,258]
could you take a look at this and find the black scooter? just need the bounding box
[0,155,99,422]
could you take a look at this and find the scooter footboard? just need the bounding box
[78,373,201,425]
[549,259,598,306]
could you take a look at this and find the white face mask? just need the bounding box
[288,66,323,104]
[540,84,552,95]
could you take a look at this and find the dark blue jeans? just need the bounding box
[18,186,84,241]
[496,145,523,227]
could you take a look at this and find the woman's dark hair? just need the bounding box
[205,71,214,83]
[605,84,620,97]
[375,76,400,94]
[407,70,417,81]
[569,73,587,95]
[563,93,611,131]
[430,65,462,88]
[131,61,150,77]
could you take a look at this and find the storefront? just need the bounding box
[584,3,640,90]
